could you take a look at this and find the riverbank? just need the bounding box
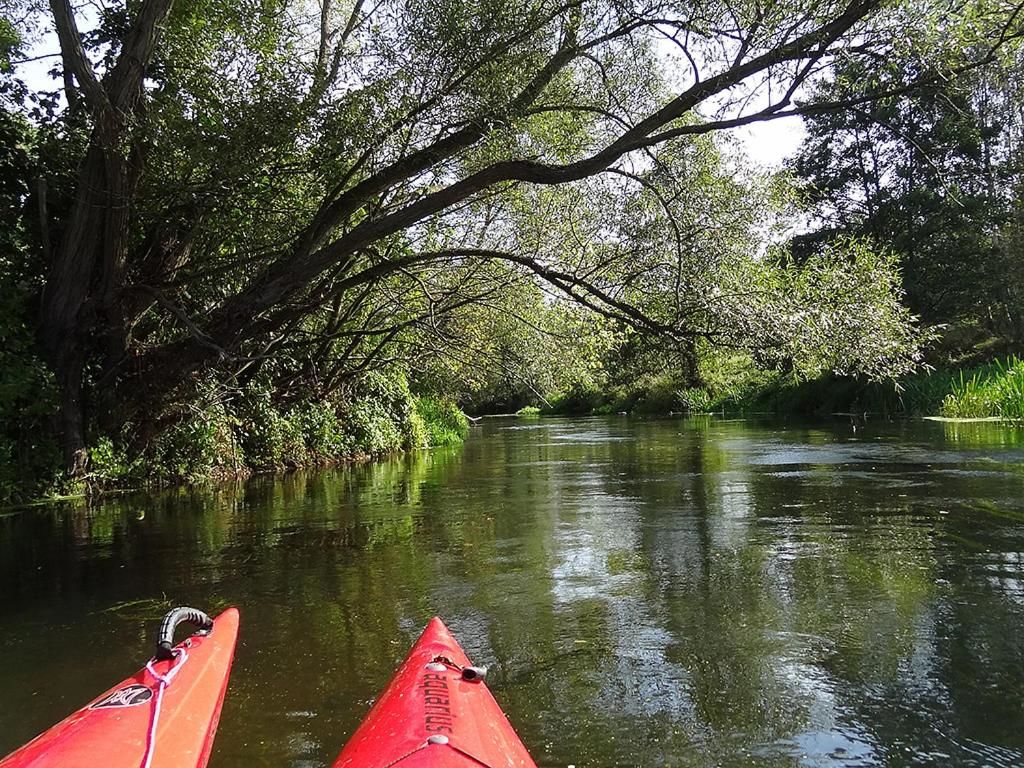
[7,356,1020,504]
[0,370,469,505]
[530,355,1024,421]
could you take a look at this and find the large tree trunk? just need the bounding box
[56,349,88,476]
[39,0,175,477]
[38,146,108,476]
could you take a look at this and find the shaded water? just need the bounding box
[2,416,1024,767]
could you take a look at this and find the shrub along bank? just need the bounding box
[0,365,469,504]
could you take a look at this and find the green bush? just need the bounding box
[1,360,472,499]
[337,370,421,455]
[627,373,684,414]
[547,383,604,414]
[699,357,1024,420]
[893,370,956,415]
[406,400,429,449]
[343,397,407,455]
[236,391,290,468]
[87,436,138,483]
[294,401,350,460]
[415,397,470,446]
[279,411,308,466]
[0,315,60,500]
[678,387,712,413]
[0,113,62,502]
[144,406,235,482]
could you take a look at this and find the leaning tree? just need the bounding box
[14,0,1024,473]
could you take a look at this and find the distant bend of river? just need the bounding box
[2,416,1024,767]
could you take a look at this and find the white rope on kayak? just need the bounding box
[141,647,189,768]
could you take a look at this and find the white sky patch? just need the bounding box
[655,32,813,171]
[730,115,807,170]
[15,29,59,93]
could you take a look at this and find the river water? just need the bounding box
[2,416,1023,767]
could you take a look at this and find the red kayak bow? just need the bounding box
[333,617,538,768]
[0,607,239,768]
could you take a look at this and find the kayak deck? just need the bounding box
[333,617,537,768]
[0,608,239,768]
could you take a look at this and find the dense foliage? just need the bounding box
[794,43,1024,356]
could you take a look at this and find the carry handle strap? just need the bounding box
[155,607,213,660]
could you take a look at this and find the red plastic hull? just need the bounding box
[333,617,538,768]
[0,608,240,768]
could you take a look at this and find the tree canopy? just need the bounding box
[794,42,1024,350]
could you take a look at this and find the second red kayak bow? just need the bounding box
[333,617,538,768]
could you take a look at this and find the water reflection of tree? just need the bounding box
[3,419,1024,766]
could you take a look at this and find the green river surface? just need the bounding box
[2,416,1024,767]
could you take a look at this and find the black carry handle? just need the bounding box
[155,606,214,660]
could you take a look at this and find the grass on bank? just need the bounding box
[940,356,1024,419]
[534,355,1024,422]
